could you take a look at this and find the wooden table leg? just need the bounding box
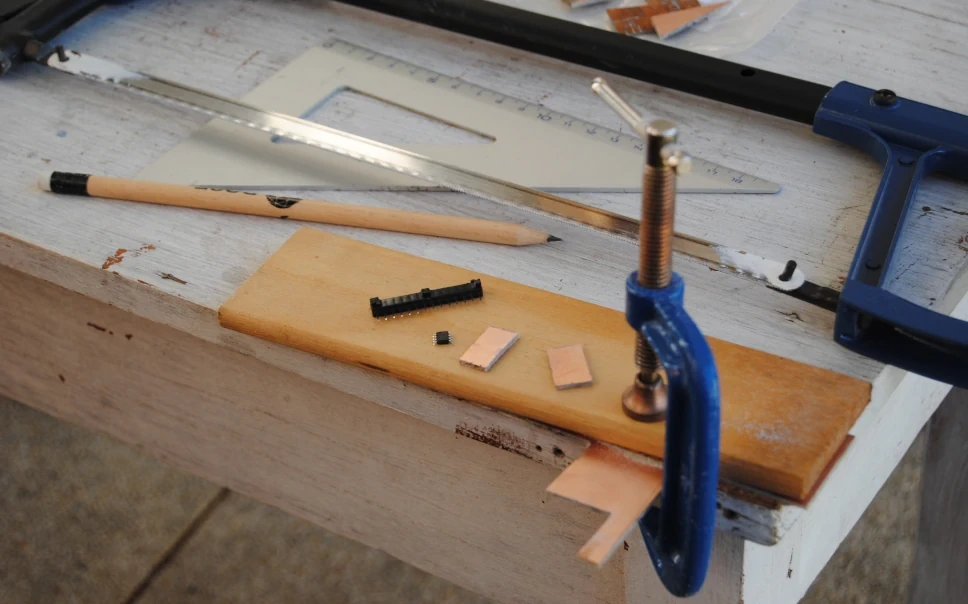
[909,388,968,603]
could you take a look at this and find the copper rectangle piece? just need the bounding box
[460,326,520,372]
[607,0,700,35]
[652,2,727,39]
[547,344,594,389]
[548,442,663,566]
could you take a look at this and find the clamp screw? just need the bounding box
[622,119,690,423]
[873,89,898,107]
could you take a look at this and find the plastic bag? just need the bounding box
[493,0,805,57]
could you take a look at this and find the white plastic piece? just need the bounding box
[714,245,806,291]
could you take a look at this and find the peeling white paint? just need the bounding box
[45,49,144,84]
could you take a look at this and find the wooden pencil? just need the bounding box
[38,171,561,247]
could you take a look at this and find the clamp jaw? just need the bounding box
[594,80,721,597]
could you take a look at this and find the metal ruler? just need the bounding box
[141,40,780,195]
[42,47,828,302]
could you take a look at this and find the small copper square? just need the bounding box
[607,0,700,35]
[652,3,727,39]
[460,326,520,372]
[547,344,593,389]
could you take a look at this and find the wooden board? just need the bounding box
[219,228,871,500]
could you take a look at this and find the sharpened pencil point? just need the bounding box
[547,235,562,242]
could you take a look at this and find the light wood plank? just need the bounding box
[219,228,870,501]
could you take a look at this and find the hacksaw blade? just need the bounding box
[139,40,780,195]
[41,48,811,296]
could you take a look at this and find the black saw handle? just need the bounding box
[0,0,111,76]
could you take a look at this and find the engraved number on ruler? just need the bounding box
[319,39,771,187]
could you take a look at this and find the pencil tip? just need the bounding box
[547,235,562,242]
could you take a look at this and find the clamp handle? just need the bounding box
[626,273,721,597]
[814,82,968,386]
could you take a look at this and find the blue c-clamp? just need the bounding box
[626,272,720,597]
[602,78,968,597]
[594,81,721,598]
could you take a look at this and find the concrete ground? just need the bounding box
[0,396,923,603]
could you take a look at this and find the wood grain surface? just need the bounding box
[220,228,871,500]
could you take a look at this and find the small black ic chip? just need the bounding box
[433,331,452,345]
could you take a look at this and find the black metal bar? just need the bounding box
[335,0,832,125]
[782,280,840,313]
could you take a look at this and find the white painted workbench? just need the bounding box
[2,0,967,602]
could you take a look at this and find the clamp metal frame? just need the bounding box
[627,273,720,597]
[596,80,721,597]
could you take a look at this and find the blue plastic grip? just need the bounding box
[626,272,721,597]
[814,82,968,386]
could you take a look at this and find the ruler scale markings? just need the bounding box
[320,40,777,193]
